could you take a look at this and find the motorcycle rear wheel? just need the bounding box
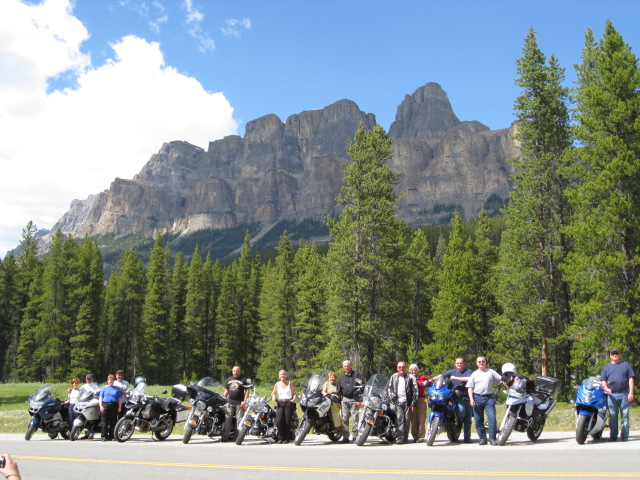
[183,424,195,444]
[154,418,174,440]
[576,414,589,444]
[355,423,371,446]
[327,431,343,443]
[48,432,58,439]
[426,415,441,446]
[526,419,545,442]
[235,425,250,445]
[25,424,37,441]
[294,418,312,446]
[60,427,70,440]
[114,417,135,443]
[497,412,516,446]
[446,419,462,442]
[70,425,82,441]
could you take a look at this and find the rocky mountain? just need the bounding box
[51,82,517,246]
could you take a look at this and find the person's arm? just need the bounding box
[628,376,635,402]
[118,393,122,412]
[0,454,21,480]
[468,387,475,407]
[600,367,611,393]
[290,383,297,403]
[242,381,249,406]
[99,392,104,412]
[271,384,278,403]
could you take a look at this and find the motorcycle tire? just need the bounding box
[426,415,441,446]
[235,425,250,445]
[25,423,37,441]
[48,432,58,439]
[183,425,195,444]
[446,419,462,442]
[60,427,70,440]
[327,431,343,443]
[114,417,135,443]
[294,419,312,446]
[355,423,371,446]
[154,418,174,441]
[526,419,545,442]
[592,430,603,440]
[497,412,516,446]
[576,414,589,445]
[70,425,82,441]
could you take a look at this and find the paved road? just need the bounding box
[1,431,639,480]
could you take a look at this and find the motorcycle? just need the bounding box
[425,377,463,446]
[182,377,228,444]
[114,382,189,442]
[574,375,611,444]
[295,373,343,445]
[69,383,101,441]
[497,374,559,445]
[25,384,71,440]
[353,374,397,446]
[235,383,298,445]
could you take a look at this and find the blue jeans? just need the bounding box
[473,395,496,441]
[607,393,630,440]
[456,398,473,441]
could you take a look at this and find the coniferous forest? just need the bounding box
[0,23,638,398]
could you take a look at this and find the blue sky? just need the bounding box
[1,0,639,255]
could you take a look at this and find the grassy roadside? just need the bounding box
[1,383,637,435]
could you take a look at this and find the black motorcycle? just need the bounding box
[295,373,342,445]
[25,384,70,440]
[183,377,228,443]
[114,382,189,442]
[353,374,397,446]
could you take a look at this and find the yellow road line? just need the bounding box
[13,455,640,477]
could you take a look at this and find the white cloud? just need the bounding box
[182,0,214,53]
[221,18,252,39]
[0,0,238,255]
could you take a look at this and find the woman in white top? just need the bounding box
[271,370,297,443]
[64,377,81,425]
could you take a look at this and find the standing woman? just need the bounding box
[271,370,297,444]
[99,374,123,441]
[65,377,81,426]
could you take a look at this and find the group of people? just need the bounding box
[65,370,131,442]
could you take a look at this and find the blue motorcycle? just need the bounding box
[425,377,462,445]
[575,375,610,444]
[25,384,70,440]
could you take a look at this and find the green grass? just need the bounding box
[1,383,637,435]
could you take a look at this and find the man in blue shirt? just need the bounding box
[99,374,123,441]
[601,349,636,442]
[440,357,473,443]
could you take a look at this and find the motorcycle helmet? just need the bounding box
[134,376,147,387]
[501,363,517,375]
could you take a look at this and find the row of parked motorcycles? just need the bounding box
[23,369,615,446]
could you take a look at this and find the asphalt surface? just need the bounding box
[1,430,639,479]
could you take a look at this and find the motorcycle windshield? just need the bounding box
[306,374,324,393]
[196,377,224,394]
[433,377,446,390]
[363,374,389,398]
[32,384,55,402]
[582,377,601,390]
[76,384,99,403]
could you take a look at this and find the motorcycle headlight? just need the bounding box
[508,388,524,398]
[584,392,594,402]
[196,400,207,410]
[370,397,382,410]
[429,393,437,400]
[437,394,444,401]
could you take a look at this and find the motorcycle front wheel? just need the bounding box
[114,417,135,443]
[70,425,82,441]
[294,418,312,446]
[575,414,589,444]
[183,424,195,444]
[154,418,174,440]
[25,423,37,441]
[497,412,516,446]
[355,423,371,446]
[235,425,250,445]
[426,415,441,446]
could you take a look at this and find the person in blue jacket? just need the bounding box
[99,374,123,441]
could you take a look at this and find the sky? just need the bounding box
[1,0,639,256]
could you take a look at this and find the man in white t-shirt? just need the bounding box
[467,356,503,445]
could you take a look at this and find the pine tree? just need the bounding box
[323,124,407,376]
[215,262,239,380]
[564,21,640,368]
[169,253,188,376]
[184,246,208,376]
[0,254,20,380]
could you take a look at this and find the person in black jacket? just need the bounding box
[336,360,362,444]
[388,361,417,444]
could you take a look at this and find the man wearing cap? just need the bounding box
[601,349,635,442]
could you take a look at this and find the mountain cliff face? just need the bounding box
[51,82,516,241]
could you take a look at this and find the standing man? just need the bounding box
[337,360,363,444]
[113,370,130,419]
[467,356,502,445]
[389,361,417,444]
[99,374,123,441]
[441,357,473,443]
[222,366,250,442]
[409,364,428,442]
[601,348,636,442]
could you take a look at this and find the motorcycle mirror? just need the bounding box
[423,369,431,376]
[300,381,309,388]
[161,389,168,394]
